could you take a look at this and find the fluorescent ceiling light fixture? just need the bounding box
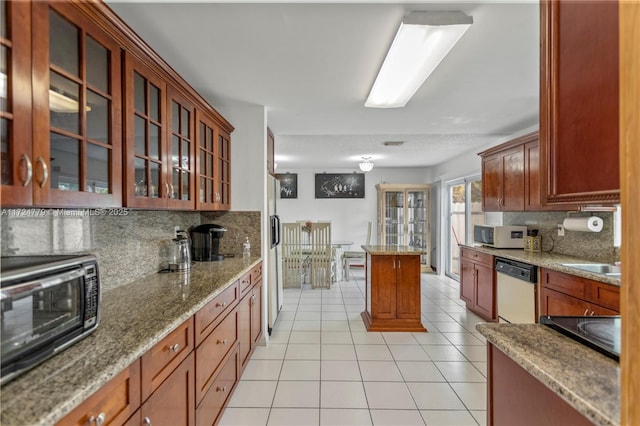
[359,156,374,172]
[365,11,473,108]
[49,90,91,113]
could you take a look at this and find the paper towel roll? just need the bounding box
[562,216,604,232]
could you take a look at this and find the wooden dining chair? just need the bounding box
[309,222,332,289]
[342,221,371,280]
[281,223,305,288]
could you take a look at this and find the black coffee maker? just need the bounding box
[190,224,227,261]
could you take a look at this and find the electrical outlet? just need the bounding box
[174,226,181,237]
[557,224,565,237]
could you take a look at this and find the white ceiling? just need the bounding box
[107,1,539,170]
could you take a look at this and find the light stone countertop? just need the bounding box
[0,256,262,426]
[362,245,428,255]
[476,323,620,426]
[459,244,621,286]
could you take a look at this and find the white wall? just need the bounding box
[219,103,267,212]
[276,167,431,249]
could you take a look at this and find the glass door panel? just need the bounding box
[167,93,193,208]
[384,191,404,245]
[196,114,217,209]
[446,177,482,280]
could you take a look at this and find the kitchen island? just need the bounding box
[477,323,620,426]
[361,245,427,332]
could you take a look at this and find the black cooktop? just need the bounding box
[540,315,620,361]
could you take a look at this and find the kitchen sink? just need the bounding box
[561,263,621,277]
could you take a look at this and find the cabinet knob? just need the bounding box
[168,343,180,352]
[143,417,152,426]
[20,154,33,187]
[36,156,49,188]
[216,302,227,308]
[217,339,228,345]
[89,412,106,426]
[216,386,227,392]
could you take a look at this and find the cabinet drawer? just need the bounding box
[588,281,620,312]
[195,281,238,346]
[541,268,587,299]
[141,317,194,401]
[460,247,493,267]
[251,263,263,284]
[58,360,141,426]
[195,308,238,404]
[239,271,252,296]
[195,347,239,426]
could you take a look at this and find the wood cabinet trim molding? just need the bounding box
[477,131,538,157]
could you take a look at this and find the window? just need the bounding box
[446,176,482,280]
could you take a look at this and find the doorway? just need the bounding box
[446,176,483,280]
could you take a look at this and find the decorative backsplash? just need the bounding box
[503,211,619,263]
[1,209,261,291]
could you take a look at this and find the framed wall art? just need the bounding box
[315,173,365,199]
[275,173,298,199]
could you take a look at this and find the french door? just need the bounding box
[446,176,483,280]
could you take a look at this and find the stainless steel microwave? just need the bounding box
[473,225,527,248]
[1,254,100,385]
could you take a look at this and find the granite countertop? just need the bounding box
[459,244,621,286]
[476,323,620,426]
[0,256,262,426]
[362,245,428,255]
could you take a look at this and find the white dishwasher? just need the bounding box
[495,257,538,323]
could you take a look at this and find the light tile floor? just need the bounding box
[221,270,487,426]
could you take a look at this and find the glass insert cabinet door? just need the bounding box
[31,3,123,207]
[376,184,432,271]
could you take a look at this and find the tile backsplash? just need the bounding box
[503,211,619,263]
[1,209,261,291]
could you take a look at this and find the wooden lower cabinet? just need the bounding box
[539,268,620,316]
[56,263,263,426]
[239,280,263,371]
[459,247,496,322]
[140,353,195,426]
[57,360,141,426]
[195,347,239,426]
[488,343,591,425]
[362,253,425,332]
[195,308,238,404]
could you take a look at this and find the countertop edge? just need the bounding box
[459,244,621,286]
[361,245,427,255]
[476,323,620,426]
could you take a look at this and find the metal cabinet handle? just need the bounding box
[590,311,596,316]
[170,184,175,199]
[216,386,227,392]
[217,339,227,345]
[36,156,48,188]
[21,154,33,186]
[143,416,152,426]
[216,302,226,308]
[165,183,170,198]
[583,309,589,316]
[167,343,180,352]
[89,412,106,426]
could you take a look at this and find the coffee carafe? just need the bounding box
[190,224,227,261]
[168,230,191,272]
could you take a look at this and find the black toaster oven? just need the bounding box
[0,254,100,385]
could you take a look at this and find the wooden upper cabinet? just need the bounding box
[195,110,231,211]
[123,52,168,208]
[480,132,539,212]
[11,2,123,208]
[215,129,231,210]
[267,127,275,176]
[540,1,620,206]
[1,0,33,206]
[166,88,195,209]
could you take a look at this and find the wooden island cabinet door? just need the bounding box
[370,255,397,320]
[395,255,420,319]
